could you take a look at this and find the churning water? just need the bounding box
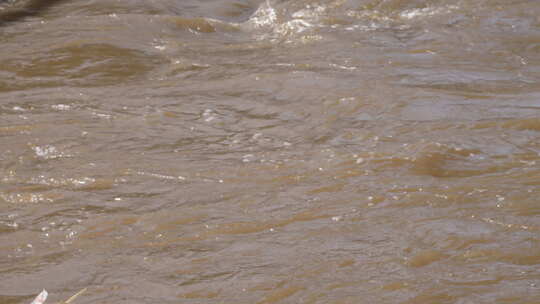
[1,0,540,303]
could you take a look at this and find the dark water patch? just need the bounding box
[0,43,162,91]
[0,0,69,26]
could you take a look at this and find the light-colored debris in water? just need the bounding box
[61,288,87,304]
[29,288,87,304]
[30,290,47,304]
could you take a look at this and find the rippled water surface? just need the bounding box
[1,0,540,303]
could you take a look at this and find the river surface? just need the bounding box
[1,0,540,303]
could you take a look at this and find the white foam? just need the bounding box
[247,0,277,29]
[400,5,459,20]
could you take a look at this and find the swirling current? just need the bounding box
[1,0,540,303]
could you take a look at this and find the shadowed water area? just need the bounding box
[1,0,540,303]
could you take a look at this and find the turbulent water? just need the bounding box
[1,0,540,303]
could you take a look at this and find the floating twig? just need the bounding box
[29,288,87,304]
[59,288,87,304]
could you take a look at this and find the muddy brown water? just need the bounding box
[1,0,540,303]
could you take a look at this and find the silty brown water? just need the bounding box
[1,0,540,303]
